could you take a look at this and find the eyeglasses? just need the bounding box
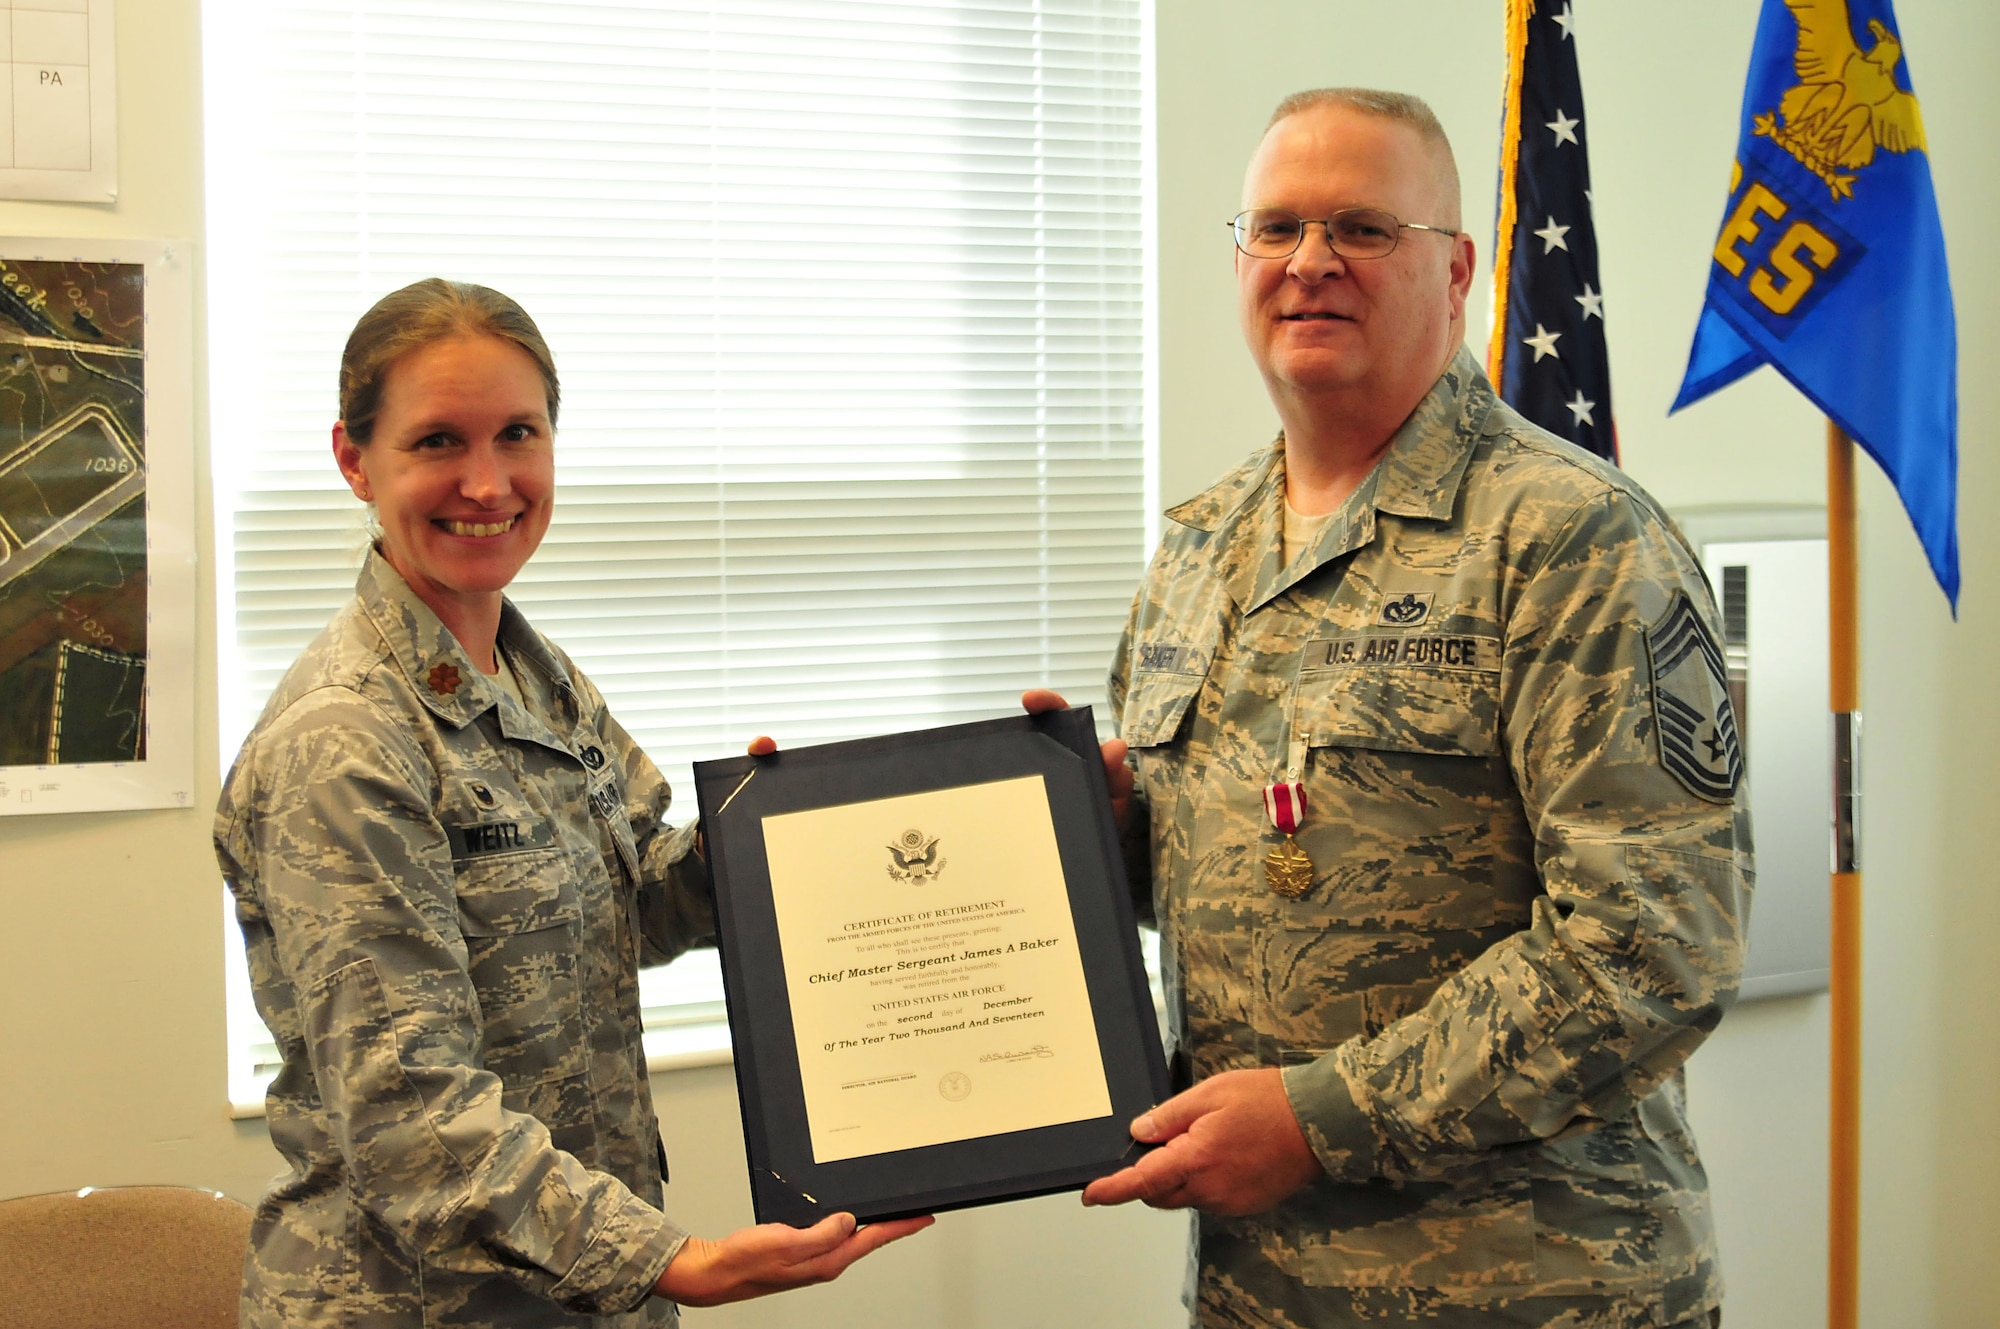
[1228,207,1459,261]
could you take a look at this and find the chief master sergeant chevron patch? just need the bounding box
[1647,591,1744,802]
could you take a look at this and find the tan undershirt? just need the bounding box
[1283,496,1333,567]
[490,644,526,708]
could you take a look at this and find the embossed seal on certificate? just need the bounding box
[938,1071,972,1101]
[887,828,947,883]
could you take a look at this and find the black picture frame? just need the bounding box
[692,706,1169,1225]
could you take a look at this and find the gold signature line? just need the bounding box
[715,768,756,815]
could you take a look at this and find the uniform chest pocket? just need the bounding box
[1302,662,1499,758]
[454,848,586,1087]
[455,846,579,936]
[1120,669,1206,748]
[1289,664,1523,932]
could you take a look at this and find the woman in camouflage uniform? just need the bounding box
[216,280,926,1327]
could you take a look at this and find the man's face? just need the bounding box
[1236,106,1472,413]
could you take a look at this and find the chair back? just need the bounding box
[0,1185,254,1329]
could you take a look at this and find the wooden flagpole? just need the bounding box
[1826,422,1861,1329]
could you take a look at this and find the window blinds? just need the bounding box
[207,0,1145,788]
[205,0,1146,1098]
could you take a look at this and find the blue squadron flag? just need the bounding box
[1489,0,1616,462]
[1673,0,1958,608]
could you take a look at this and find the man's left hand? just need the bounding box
[1080,1068,1324,1217]
[1020,689,1133,829]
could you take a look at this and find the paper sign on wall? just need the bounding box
[0,0,117,203]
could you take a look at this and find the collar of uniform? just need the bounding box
[1199,444,1381,612]
[1162,437,1279,536]
[1370,345,1494,521]
[1269,450,1383,602]
[1158,441,1281,611]
[354,548,505,731]
[1160,345,1493,538]
[1164,347,1493,612]
[492,597,587,744]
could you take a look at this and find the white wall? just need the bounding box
[0,0,259,1208]
[2,2,1995,1327]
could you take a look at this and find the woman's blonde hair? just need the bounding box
[338,278,560,444]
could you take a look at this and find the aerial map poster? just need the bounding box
[0,240,193,816]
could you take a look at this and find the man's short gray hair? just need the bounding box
[1266,87,1447,142]
[1263,87,1460,228]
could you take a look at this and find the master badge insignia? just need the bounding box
[1647,592,1743,802]
[426,662,462,696]
[1379,592,1433,626]
[887,828,946,883]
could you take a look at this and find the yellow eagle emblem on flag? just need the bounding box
[1754,0,1927,199]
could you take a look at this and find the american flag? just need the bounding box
[1489,0,1616,462]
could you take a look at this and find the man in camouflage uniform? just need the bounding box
[1069,89,1751,1328]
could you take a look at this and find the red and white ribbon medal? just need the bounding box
[1262,780,1314,897]
[1263,780,1308,833]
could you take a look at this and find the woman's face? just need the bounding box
[333,334,555,622]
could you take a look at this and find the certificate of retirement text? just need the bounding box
[761,774,1112,1162]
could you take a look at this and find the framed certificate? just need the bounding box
[693,706,1168,1225]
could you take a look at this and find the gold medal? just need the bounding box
[1264,834,1315,898]
[1262,777,1314,897]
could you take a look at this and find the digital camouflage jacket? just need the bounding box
[1112,349,1753,1329]
[217,552,712,1328]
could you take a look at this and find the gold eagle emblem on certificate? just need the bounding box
[887,828,947,883]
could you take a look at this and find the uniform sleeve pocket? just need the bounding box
[455,849,579,937]
[1302,667,1500,758]
[1120,671,1205,747]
